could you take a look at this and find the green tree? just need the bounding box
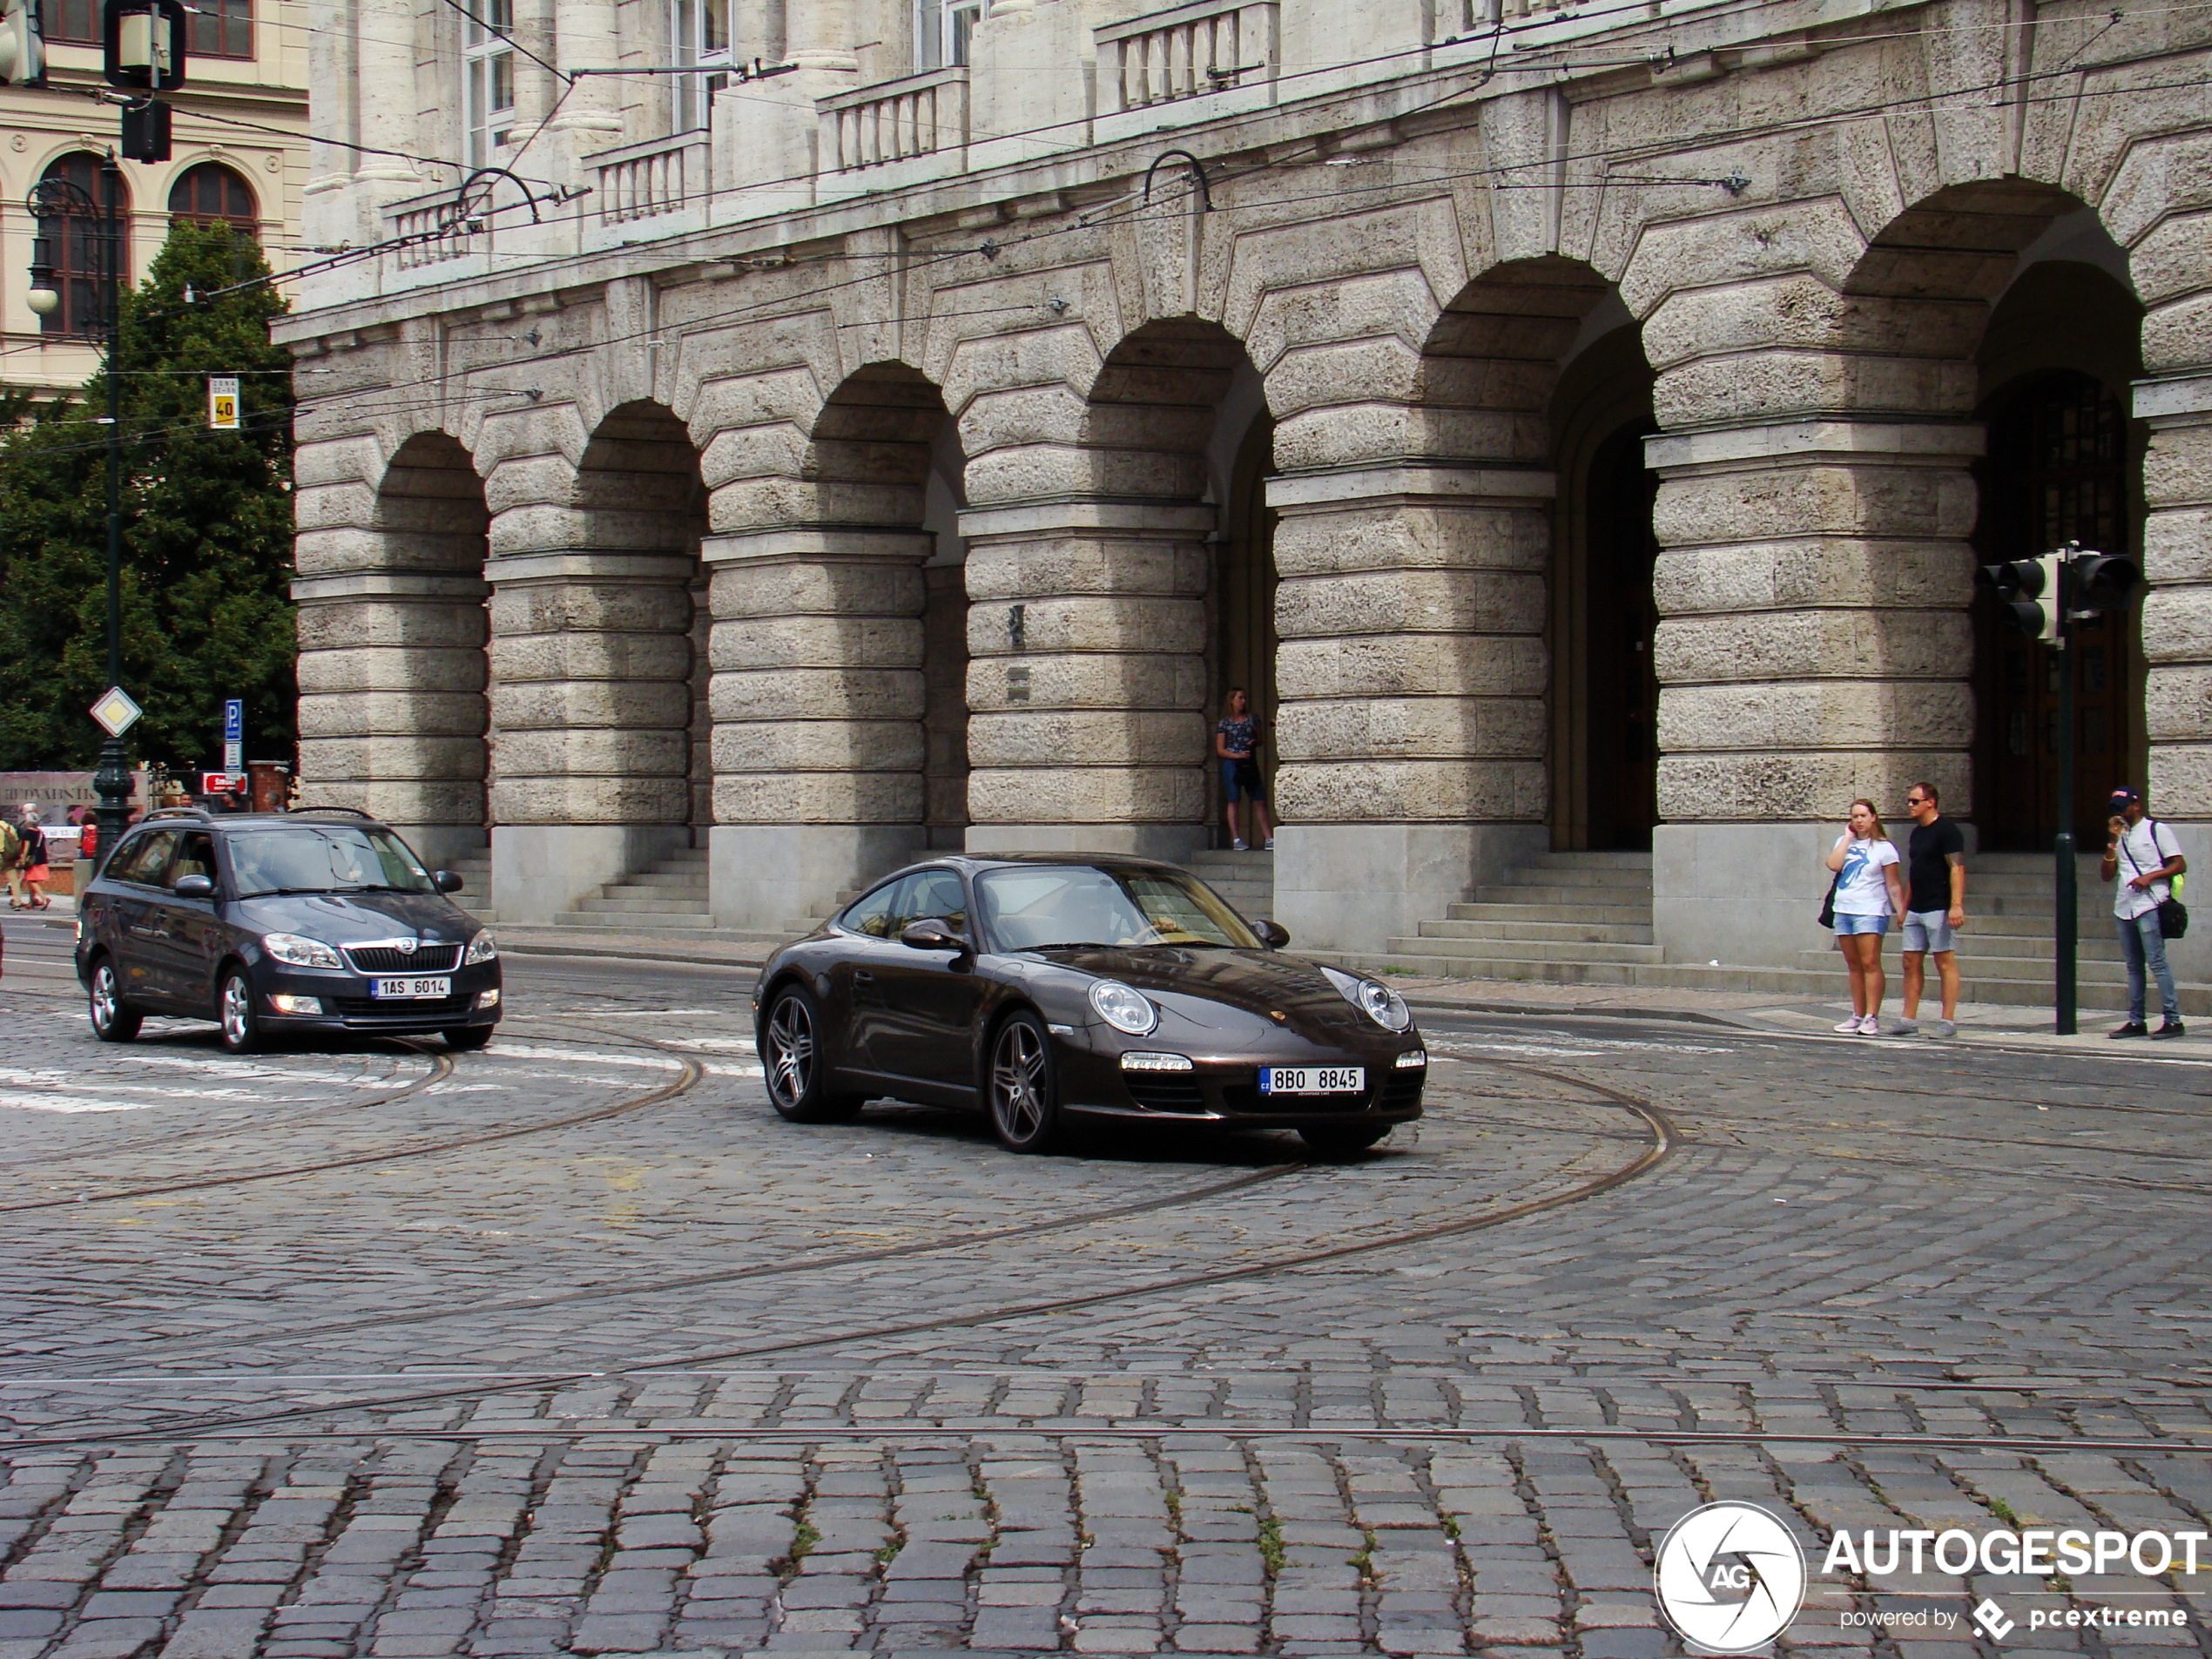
[0,219,294,772]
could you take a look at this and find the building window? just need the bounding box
[168,163,259,234]
[188,0,253,57]
[670,0,729,131]
[917,0,985,68]
[464,0,517,167]
[44,0,98,44]
[34,154,129,339]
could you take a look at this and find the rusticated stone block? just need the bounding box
[1654,352,1972,427]
[1654,462,1979,548]
[289,776,484,826]
[1653,539,1973,614]
[964,540,1209,602]
[2129,210,2212,307]
[708,614,921,671]
[964,443,1207,504]
[713,771,924,825]
[489,632,693,684]
[2141,421,2212,509]
[296,601,486,651]
[2141,291,2212,378]
[1271,405,1546,472]
[1273,758,1546,824]
[710,667,925,722]
[489,581,695,637]
[1660,680,1973,751]
[492,775,691,825]
[2142,509,2212,583]
[494,729,690,779]
[708,475,921,533]
[1271,503,1549,577]
[296,647,485,696]
[1656,751,1970,821]
[710,719,924,772]
[968,710,1204,767]
[1275,696,1547,762]
[1276,568,1546,639]
[294,734,487,780]
[708,561,924,620]
[963,596,1204,658]
[963,652,1207,713]
[1655,610,1972,684]
[493,679,691,731]
[967,765,1203,824]
[2148,744,2212,818]
[2144,664,2212,740]
[2141,588,2212,664]
[1275,634,1548,699]
[297,691,487,738]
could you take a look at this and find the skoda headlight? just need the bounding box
[1322,964,1412,1032]
[262,933,342,969]
[464,928,498,965]
[1089,979,1158,1035]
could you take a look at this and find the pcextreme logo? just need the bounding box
[1653,1501,1808,1653]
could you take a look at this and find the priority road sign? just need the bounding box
[90,685,142,737]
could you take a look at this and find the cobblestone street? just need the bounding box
[3,919,2210,1657]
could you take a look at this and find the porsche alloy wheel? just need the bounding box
[763,986,862,1123]
[988,1011,1060,1154]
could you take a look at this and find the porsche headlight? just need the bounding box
[464,928,498,965]
[1322,965,1412,1032]
[262,933,342,969]
[1089,979,1158,1035]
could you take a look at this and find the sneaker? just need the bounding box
[2154,1019,2188,1041]
[1891,1017,1919,1036]
[1264,838,1275,850]
[1834,1017,1866,1034]
[1858,1015,1882,1035]
[2110,1022,2149,1039]
[1231,839,1248,852]
[1927,1019,1956,1039]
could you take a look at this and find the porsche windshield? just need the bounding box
[976,865,1260,952]
[229,826,438,898]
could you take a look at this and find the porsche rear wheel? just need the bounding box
[1298,1122,1393,1157]
[988,1010,1060,1154]
[762,985,863,1123]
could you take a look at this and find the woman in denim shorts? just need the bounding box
[1214,688,1273,851]
[1824,797,1906,1035]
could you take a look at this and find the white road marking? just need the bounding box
[0,1095,161,1114]
[480,1045,683,1070]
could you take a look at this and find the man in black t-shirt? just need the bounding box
[1895,781,1967,1036]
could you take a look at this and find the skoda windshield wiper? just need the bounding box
[234,885,335,899]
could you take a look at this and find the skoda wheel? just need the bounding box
[988,1010,1060,1154]
[761,985,862,1123]
[1298,1122,1393,1157]
[217,968,261,1055]
[87,959,141,1043]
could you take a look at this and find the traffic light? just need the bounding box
[103,0,186,89]
[0,0,45,85]
[1977,554,2060,642]
[120,97,170,161]
[2070,550,2142,614]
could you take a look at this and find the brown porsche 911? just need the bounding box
[751,853,1426,1155]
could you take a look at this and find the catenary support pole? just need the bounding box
[91,151,131,863]
[2054,549,2077,1036]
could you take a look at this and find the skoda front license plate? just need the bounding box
[1260,1065,1363,1096]
[371,976,451,999]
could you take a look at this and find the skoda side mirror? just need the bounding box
[434,870,462,893]
[172,873,214,899]
[1255,918,1290,948]
[900,919,967,952]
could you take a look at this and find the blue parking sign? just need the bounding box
[223,699,243,743]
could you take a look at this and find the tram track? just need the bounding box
[0,1058,1679,1451]
[0,1022,701,1216]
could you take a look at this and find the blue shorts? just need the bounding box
[1222,759,1264,803]
[1834,912,1890,936]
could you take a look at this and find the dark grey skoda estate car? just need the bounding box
[74,807,501,1052]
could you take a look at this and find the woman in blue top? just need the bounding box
[1824,797,1906,1035]
[1214,688,1273,852]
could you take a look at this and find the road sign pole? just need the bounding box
[91,152,130,864]
[2054,547,2078,1036]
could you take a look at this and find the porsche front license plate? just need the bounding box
[1260,1065,1364,1095]
[371,976,451,999]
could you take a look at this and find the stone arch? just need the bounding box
[293,428,491,870]
[705,360,961,929]
[485,398,706,922]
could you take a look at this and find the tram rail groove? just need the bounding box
[0,1022,701,1216]
[0,1058,1676,1452]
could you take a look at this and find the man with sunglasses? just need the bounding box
[1893,782,1966,1037]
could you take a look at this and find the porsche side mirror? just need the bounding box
[434,870,463,893]
[172,873,215,899]
[1255,918,1290,948]
[900,919,968,952]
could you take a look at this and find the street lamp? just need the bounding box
[26,154,133,862]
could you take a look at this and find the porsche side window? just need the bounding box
[897,869,968,935]
[840,878,903,938]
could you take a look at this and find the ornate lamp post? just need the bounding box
[26,152,135,860]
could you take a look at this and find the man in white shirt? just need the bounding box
[2101,785,2187,1039]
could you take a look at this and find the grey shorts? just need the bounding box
[1902,909,1956,954]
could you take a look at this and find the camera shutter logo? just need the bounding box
[1653,1501,1807,1653]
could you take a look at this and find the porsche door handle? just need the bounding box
[853,970,875,985]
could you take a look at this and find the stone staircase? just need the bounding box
[1187,847,1275,925]
[1324,846,2212,1015]
[555,846,714,933]
[780,847,930,937]
[443,849,496,925]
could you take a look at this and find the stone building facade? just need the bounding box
[284,0,2212,975]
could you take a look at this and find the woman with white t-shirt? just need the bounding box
[1824,797,1907,1035]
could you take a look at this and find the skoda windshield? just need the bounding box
[228,825,439,899]
[976,865,1261,952]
